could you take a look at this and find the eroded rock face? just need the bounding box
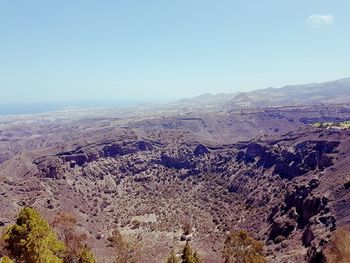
[194,144,210,156]
[137,141,153,151]
[282,184,327,228]
[35,157,65,179]
[28,129,344,263]
[273,141,338,179]
[237,140,339,180]
[267,177,335,247]
[244,143,265,162]
[103,143,123,157]
[160,152,195,170]
[56,140,154,167]
[269,216,297,242]
[302,225,315,247]
[63,154,88,166]
[301,196,323,227]
[236,143,274,167]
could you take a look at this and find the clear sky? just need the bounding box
[0,0,349,104]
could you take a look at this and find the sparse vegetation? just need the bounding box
[110,229,140,263]
[312,121,350,129]
[223,230,266,263]
[0,233,7,258]
[52,212,95,263]
[324,229,350,263]
[165,249,180,263]
[164,243,201,263]
[182,220,193,236]
[1,107,348,263]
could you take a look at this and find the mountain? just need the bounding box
[176,93,240,106]
[225,77,350,109]
[179,77,350,110]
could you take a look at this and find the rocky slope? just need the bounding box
[1,119,350,262]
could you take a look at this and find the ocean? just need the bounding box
[0,101,140,116]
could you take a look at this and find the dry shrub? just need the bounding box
[0,230,8,258]
[223,230,266,263]
[182,242,202,263]
[165,249,180,263]
[52,212,94,263]
[110,229,141,263]
[324,228,350,263]
[182,218,193,236]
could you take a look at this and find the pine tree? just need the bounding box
[3,207,66,263]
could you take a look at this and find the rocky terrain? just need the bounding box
[1,80,350,262]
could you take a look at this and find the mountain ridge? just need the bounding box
[180,77,350,109]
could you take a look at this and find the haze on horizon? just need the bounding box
[0,0,349,105]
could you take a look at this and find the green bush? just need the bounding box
[79,245,96,263]
[3,207,66,263]
[0,256,15,263]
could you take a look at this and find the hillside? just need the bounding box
[1,103,350,262]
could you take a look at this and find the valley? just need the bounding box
[1,98,350,262]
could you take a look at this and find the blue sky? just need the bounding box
[0,0,349,104]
